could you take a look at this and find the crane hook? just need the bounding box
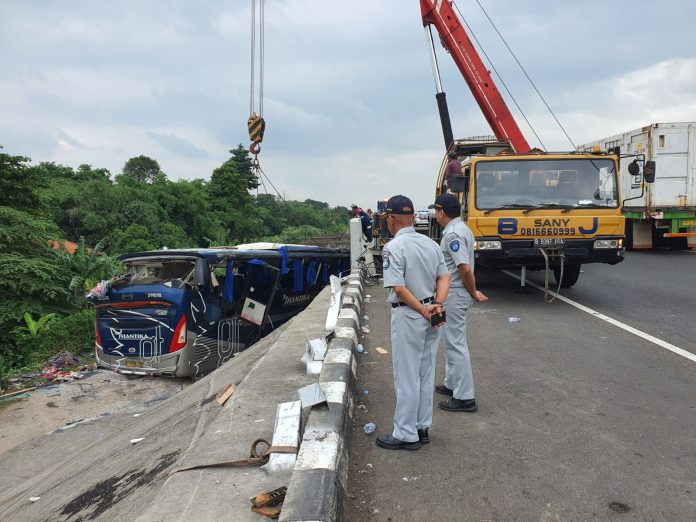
[248,112,265,154]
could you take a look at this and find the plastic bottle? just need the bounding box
[363,422,376,434]
[357,344,364,353]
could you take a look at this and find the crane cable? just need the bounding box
[248,0,265,156]
[467,0,577,151]
[452,1,547,151]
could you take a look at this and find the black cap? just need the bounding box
[447,151,457,158]
[428,193,461,210]
[386,195,414,215]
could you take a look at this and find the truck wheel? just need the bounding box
[553,264,581,288]
[667,237,688,250]
[625,219,634,251]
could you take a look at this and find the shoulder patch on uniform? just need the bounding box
[449,239,460,252]
[383,251,390,269]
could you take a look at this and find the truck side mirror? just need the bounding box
[643,160,656,183]
[627,160,640,176]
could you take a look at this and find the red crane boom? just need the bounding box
[420,0,531,153]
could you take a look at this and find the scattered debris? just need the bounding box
[251,485,287,508]
[215,383,236,406]
[508,317,521,323]
[363,315,369,321]
[47,351,79,368]
[375,347,388,355]
[40,367,85,382]
[130,437,145,444]
[262,401,300,474]
[29,497,41,502]
[250,505,281,519]
[0,387,38,400]
[356,344,365,353]
[249,484,287,517]
[302,338,328,375]
[361,326,370,334]
[296,383,327,408]
[363,389,369,395]
[363,422,376,434]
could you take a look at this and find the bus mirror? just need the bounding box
[643,161,656,183]
[450,175,467,193]
[627,160,640,176]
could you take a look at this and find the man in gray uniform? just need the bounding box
[429,193,488,412]
[377,195,450,451]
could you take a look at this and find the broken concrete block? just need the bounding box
[261,401,300,474]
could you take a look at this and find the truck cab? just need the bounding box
[433,142,626,287]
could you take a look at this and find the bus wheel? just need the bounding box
[553,264,581,288]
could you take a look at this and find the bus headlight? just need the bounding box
[594,239,619,249]
[475,240,502,250]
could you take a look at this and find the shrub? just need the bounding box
[6,309,95,373]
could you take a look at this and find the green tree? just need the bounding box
[122,155,162,184]
[0,148,42,211]
[112,224,157,254]
[0,207,72,364]
[230,144,259,191]
[208,156,260,242]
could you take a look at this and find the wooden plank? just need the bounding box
[0,386,38,400]
[215,383,236,406]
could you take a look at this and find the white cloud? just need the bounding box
[1,0,695,209]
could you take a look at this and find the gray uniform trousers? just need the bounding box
[390,307,442,442]
[442,288,475,400]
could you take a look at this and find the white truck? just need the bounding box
[580,122,696,249]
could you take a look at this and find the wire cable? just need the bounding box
[452,1,547,151]
[257,165,285,201]
[470,0,577,150]
[249,0,256,116]
[259,0,265,116]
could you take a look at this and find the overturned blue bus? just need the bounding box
[89,243,350,378]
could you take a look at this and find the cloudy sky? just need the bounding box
[2,0,696,210]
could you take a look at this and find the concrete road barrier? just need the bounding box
[281,269,364,522]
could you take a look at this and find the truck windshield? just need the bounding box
[474,159,618,210]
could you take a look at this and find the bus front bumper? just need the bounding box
[95,345,184,377]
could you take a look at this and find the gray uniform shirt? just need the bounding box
[383,226,448,303]
[440,217,475,288]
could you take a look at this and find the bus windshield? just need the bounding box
[474,159,618,210]
[122,258,196,286]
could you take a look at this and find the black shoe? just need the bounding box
[417,428,430,444]
[376,434,421,451]
[435,384,453,396]
[438,397,478,412]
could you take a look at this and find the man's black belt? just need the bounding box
[391,297,433,309]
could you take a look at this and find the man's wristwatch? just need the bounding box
[431,300,443,306]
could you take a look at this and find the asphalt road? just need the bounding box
[346,250,696,521]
